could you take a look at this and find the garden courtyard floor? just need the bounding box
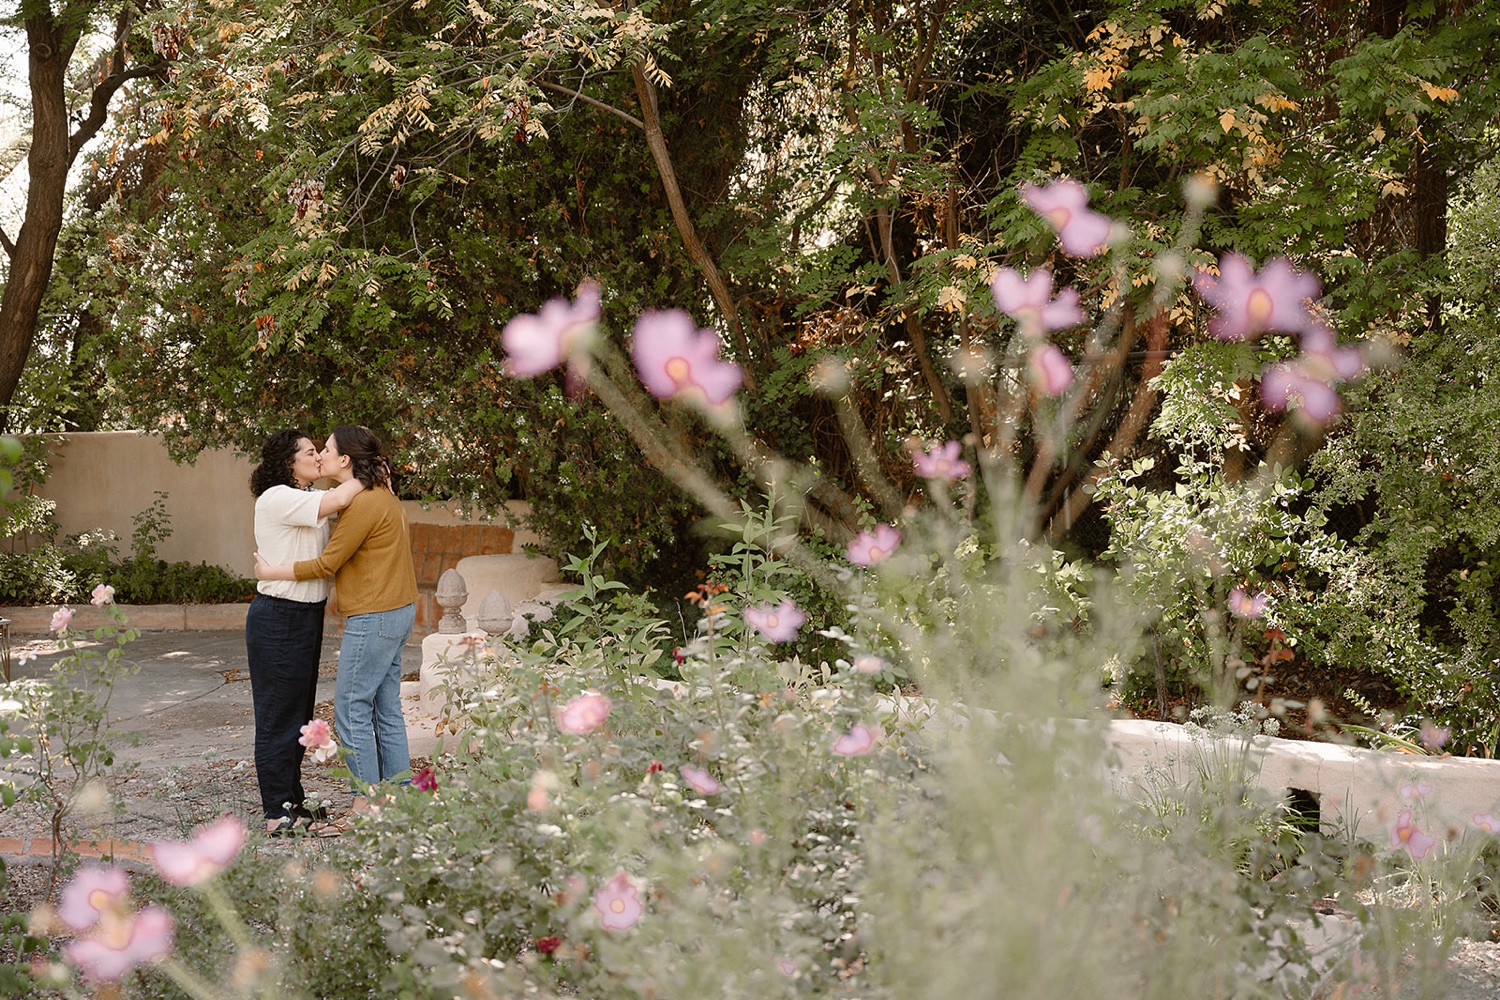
[4,629,1500,996]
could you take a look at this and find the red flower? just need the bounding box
[413,767,438,792]
[536,936,562,955]
[646,760,663,773]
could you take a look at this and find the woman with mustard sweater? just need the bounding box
[256,425,417,807]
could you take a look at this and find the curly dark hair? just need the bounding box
[330,425,397,493]
[249,429,309,497]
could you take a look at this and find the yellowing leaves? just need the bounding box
[937,286,967,313]
[1219,109,1237,132]
[1084,64,1122,94]
[1254,92,1298,112]
[1418,80,1458,102]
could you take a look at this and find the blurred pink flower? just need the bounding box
[593,870,645,931]
[913,441,971,481]
[776,957,798,976]
[989,267,1084,337]
[90,584,115,607]
[1260,327,1366,426]
[1398,781,1433,800]
[1474,813,1500,834]
[744,600,806,642]
[57,865,130,932]
[680,765,724,795]
[298,718,331,748]
[1192,254,1321,341]
[852,654,886,674]
[1390,809,1436,861]
[1260,364,1343,424]
[1020,179,1113,258]
[847,524,900,566]
[832,722,884,757]
[64,905,174,983]
[1419,721,1450,752]
[1028,343,1074,396]
[50,606,74,633]
[146,815,247,887]
[631,310,743,409]
[1228,587,1269,620]
[558,690,612,734]
[413,766,438,792]
[501,281,601,378]
[298,718,338,763]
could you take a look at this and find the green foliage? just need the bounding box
[0,458,254,605]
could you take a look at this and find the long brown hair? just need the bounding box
[330,425,397,493]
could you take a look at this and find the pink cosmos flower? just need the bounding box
[146,814,248,887]
[593,870,645,931]
[852,654,886,675]
[1028,343,1074,396]
[1228,587,1269,620]
[557,690,612,735]
[501,281,602,378]
[679,765,724,796]
[744,600,806,642]
[989,267,1084,337]
[832,722,884,757]
[413,766,438,792]
[64,905,174,983]
[50,606,74,633]
[847,524,900,566]
[1389,809,1436,861]
[1419,721,1450,752]
[1398,781,1433,800]
[1261,325,1366,425]
[913,441,971,481]
[631,310,743,409]
[1474,813,1500,834]
[1192,253,1321,341]
[90,584,115,607]
[57,866,131,932]
[1020,179,1113,258]
[1260,364,1343,424]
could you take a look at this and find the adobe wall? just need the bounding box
[11,432,540,635]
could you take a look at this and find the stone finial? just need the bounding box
[477,589,513,636]
[434,568,469,634]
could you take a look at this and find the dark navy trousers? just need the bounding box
[245,593,326,820]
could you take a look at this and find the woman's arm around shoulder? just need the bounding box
[316,477,366,518]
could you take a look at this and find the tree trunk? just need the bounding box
[0,16,75,431]
[0,6,160,432]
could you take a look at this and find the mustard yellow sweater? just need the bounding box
[293,486,417,616]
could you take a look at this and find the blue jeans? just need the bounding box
[333,603,414,788]
[245,594,325,820]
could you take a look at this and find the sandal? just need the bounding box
[306,818,348,838]
[266,816,305,838]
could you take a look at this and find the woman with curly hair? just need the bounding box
[248,429,365,835]
[256,425,418,812]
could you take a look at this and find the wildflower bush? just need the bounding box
[0,444,254,606]
[14,178,1500,999]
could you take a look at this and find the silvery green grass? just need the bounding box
[3,176,1495,999]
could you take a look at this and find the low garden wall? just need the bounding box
[6,431,544,635]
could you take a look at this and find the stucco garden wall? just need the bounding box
[14,432,541,633]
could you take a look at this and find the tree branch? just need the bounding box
[68,7,164,160]
[536,80,644,130]
[0,225,13,259]
[630,63,753,387]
